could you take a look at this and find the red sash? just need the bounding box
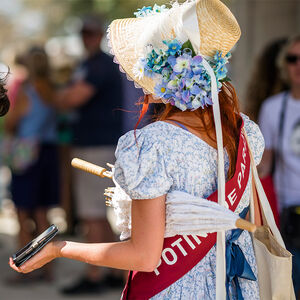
[122,125,250,300]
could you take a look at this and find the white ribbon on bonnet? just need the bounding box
[181,3,227,299]
[124,2,234,298]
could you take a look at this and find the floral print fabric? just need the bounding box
[114,114,264,299]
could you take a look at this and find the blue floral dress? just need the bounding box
[114,114,264,300]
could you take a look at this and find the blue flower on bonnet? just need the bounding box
[133,5,232,111]
[134,4,169,18]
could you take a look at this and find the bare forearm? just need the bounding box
[56,240,156,272]
[257,149,273,178]
[56,81,94,109]
[55,90,75,110]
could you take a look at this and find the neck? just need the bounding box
[88,48,100,58]
[291,85,300,99]
[167,110,208,126]
[165,110,217,148]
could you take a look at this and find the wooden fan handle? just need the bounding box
[235,218,257,233]
[71,158,112,178]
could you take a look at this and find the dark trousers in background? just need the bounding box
[280,206,300,296]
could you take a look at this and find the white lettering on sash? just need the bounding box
[227,188,237,205]
[162,248,177,265]
[237,135,248,191]
[191,235,201,245]
[198,233,208,238]
[192,234,208,244]
[154,234,208,276]
[171,238,187,256]
[241,162,246,177]
[154,259,162,275]
[237,173,242,189]
[242,146,247,163]
[183,235,196,249]
[226,132,248,207]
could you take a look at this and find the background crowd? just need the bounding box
[0,0,300,299]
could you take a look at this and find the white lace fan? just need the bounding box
[71,158,256,234]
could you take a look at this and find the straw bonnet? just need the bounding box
[109,3,241,296]
[108,0,241,96]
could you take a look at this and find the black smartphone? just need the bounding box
[12,224,58,267]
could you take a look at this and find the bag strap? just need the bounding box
[278,91,288,148]
[250,176,263,226]
[246,129,297,300]
[275,92,289,205]
[243,129,285,248]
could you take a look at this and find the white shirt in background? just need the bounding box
[259,91,300,209]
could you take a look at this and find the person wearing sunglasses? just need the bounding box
[258,34,300,297]
[55,15,124,295]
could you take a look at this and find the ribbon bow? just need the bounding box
[226,207,256,300]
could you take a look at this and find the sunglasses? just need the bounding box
[285,54,300,64]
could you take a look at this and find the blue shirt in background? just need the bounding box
[71,51,123,146]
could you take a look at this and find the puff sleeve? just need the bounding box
[113,129,173,199]
[241,113,265,165]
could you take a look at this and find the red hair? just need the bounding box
[136,82,242,179]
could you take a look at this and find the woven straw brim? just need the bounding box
[109,17,156,94]
[109,0,241,95]
[196,0,241,57]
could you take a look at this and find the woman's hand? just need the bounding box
[8,195,166,273]
[8,241,62,274]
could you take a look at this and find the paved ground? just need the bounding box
[0,197,122,300]
[0,233,123,300]
[0,164,123,300]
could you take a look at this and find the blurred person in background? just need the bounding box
[0,72,10,117]
[244,38,288,227]
[54,64,75,235]
[7,54,28,109]
[120,74,144,134]
[120,73,157,134]
[4,46,60,282]
[56,15,123,295]
[0,68,11,213]
[245,38,288,123]
[258,34,300,297]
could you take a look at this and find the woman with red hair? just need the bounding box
[9,1,279,299]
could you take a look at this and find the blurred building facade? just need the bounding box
[230,0,300,104]
[0,0,300,107]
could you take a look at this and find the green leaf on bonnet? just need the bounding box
[220,76,231,82]
[181,40,196,57]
